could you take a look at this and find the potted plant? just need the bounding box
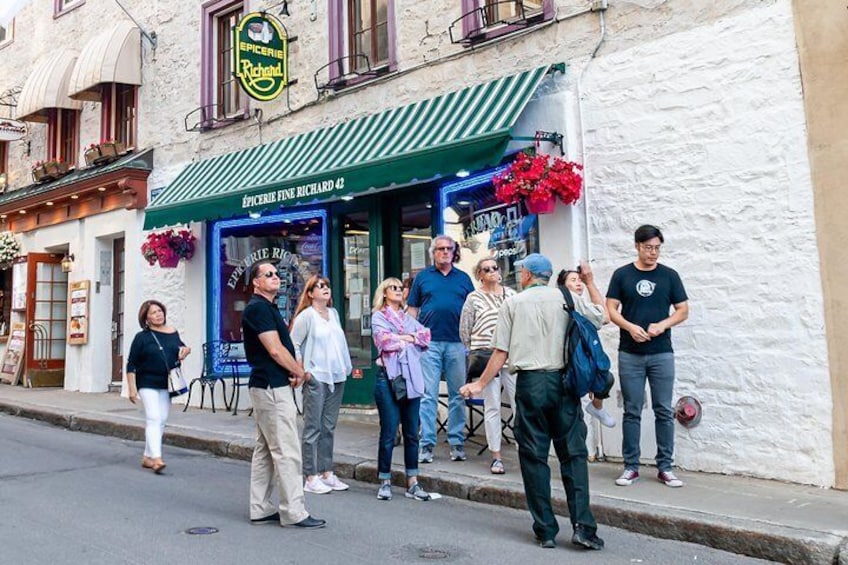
[84,139,127,166]
[493,151,583,214]
[31,159,70,183]
[141,228,197,268]
[0,231,21,270]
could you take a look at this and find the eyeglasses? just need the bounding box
[314,282,329,289]
[640,244,662,253]
[387,285,403,292]
[481,265,499,273]
[435,246,454,252]
[260,271,279,278]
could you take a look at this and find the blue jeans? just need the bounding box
[619,352,676,472]
[418,341,467,448]
[374,373,421,479]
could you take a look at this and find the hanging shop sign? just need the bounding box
[233,12,289,101]
[0,118,27,142]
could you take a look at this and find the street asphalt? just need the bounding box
[0,386,846,564]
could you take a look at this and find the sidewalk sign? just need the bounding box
[0,322,26,385]
[68,281,90,345]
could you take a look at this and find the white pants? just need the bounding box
[139,388,170,459]
[482,369,516,454]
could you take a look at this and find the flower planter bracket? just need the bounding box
[511,130,564,156]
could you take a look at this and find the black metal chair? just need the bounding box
[183,341,231,413]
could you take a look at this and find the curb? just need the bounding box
[1,399,843,564]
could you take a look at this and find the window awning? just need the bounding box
[17,50,83,123]
[69,21,142,101]
[144,65,553,229]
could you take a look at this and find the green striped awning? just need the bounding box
[144,65,553,229]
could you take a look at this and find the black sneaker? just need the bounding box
[250,512,280,525]
[449,445,467,461]
[288,515,327,529]
[572,525,604,550]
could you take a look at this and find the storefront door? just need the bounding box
[331,189,435,405]
[24,253,67,387]
[111,238,125,383]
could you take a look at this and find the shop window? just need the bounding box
[47,109,79,166]
[0,19,13,49]
[457,0,552,44]
[212,210,328,349]
[0,269,10,338]
[440,167,540,291]
[54,0,85,17]
[201,1,247,124]
[100,84,137,149]
[326,0,396,87]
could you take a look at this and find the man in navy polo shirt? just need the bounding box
[408,235,474,463]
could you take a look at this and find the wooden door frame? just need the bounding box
[24,252,65,372]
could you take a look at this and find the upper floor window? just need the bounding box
[456,0,552,44]
[326,0,396,87]
[54,0,85,17]
[47,109,79,166]
[100,83,137,149]
[201,1,246,126]
[0,20,13,48]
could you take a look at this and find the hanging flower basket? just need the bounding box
[141,228,197,268]
[493,151,583,215]
[0,231,21,269]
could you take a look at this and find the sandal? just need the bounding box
[490,459,505,474]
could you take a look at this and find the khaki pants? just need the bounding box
[249,386,309,525]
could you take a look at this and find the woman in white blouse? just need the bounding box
[291,275,353,494]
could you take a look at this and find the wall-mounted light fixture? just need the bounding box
[61,253,75,273]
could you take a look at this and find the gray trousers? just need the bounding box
[301,378,345,476]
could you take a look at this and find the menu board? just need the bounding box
[11,260,27,311]
[0,322,26,385]
[68,280,90,345]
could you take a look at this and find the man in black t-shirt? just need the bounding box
[241,260,325,529]
[606,225,689,489]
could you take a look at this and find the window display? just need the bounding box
[440,169,539,291]
[211,210,328,349]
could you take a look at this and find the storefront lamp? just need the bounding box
[61,253,75,273]
[456,169,470,178]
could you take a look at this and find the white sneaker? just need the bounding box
[320,473,350,491]
[304,476,332,494]
[585,403,616,428]
[615,469,639,486]
[658,470,684,488]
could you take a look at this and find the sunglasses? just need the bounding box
[260,271,279,278]
[387,285,403,292]
[481,265,500,273]
[435,246,454,252]
[314,282,330,290]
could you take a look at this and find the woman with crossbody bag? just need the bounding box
[126,300,191,474]
[459,258,516,474]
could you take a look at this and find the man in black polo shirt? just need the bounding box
[241,260,325,529]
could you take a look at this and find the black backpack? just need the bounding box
[559,287,615,398]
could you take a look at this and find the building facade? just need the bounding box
[0,0,845,488]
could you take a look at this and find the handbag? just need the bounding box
[466,348,493,383]
[150,331,189,397]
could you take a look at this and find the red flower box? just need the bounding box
[493,152,583,214]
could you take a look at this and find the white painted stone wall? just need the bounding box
[1,0,834,484]
[581,1,832,485]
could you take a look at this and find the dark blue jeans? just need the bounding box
[375,373,421,480]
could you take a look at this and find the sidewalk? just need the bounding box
[1,387,846,564]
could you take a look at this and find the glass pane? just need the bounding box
[35,282,53,300]
[218,213,325,343]
[51,322,66,340]
[442,181,539,292]
[376,23,388,64]
[50,340,66,360]
[400,202,432,287]
[342,211,372,368]
[53,283,68,302]
[35,302,52,319]
[52,303,67,319]
[36,262,52,279]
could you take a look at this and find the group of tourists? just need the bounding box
[124,223,688,551]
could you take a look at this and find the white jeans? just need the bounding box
[482,369,516,454]
[139,388,170,459]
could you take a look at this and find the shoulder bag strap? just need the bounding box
[149,331,173,372]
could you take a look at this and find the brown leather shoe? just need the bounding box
[151,458,166,474]
[141,457,155,469]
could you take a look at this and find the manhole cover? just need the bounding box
[419,548,450,560]
[185,527,219,535]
